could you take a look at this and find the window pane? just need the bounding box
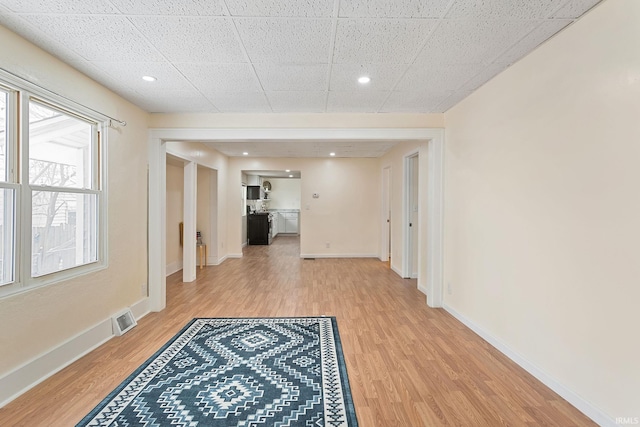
[29,101,92,189]
[32,191,97,277]
[0,188,15,285]
[0,90,7,182]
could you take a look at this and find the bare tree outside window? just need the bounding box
[29,101,97,277]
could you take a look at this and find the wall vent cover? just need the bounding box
[112,309,137,336]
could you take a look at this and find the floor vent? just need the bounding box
[303,258,316,260]
[112,309,137,336]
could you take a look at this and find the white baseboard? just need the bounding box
[391,264,403,277]
[442,303,615,427]
[0,298,150,409]
[227,253,243,259]
[299,253,378,258]
[417,284,428,295]
[166,260,183,276]
[212,255,228,265]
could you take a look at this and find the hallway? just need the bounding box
[1,237,594,426]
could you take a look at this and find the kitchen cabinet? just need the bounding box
[279,212,299,234]
[271,212,279,238]
[247,213,271,245]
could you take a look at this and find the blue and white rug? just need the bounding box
[78,317,358,426]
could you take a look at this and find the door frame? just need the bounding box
[148,127,444,310]
[380,165,391,263]
[403,150,419,280]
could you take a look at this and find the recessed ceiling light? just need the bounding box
[289,174,293,178]
[242,152,248,156]
[285,169,291,172]
[329,152,336,156]
[142,75,157,82]
[357,76,371,84]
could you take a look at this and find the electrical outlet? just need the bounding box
[325,242,330,248]
[447,282,453,295]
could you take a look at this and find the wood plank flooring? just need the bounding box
[0,236,596,426]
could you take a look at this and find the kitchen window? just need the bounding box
[0,75,106,297]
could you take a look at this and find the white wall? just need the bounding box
[166,163,184,275]
[443,0,639,423]
[267,178,301,210]
[228,157,381,257]
[196,166,212,261]
[0,25,148,382]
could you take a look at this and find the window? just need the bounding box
[0,74,106,297]
[0,87,16,287]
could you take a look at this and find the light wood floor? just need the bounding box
[0,236,595,426]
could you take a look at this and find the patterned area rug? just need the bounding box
[78,317,358,426]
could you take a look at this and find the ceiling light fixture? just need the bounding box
[329,152,336,156]
[358,76,371,84]
[289,174,293,178]
[242,152,248,156]
[285,169,291,172]
[142,75,157,82]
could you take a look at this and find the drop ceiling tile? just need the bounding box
[339,0,450,18]
[226,0,334,17]
[446,0,557,19]
[18,14,163,62]
[235,18,332,63]
[175,63,261,92]
[333,19,436,64]
[254,64,328,91]
[109,0,227,15]
[266,91,327,112]
[494,19,572,64]
[395,64,484,92]
[327,91,389,112]
[1,0,118,13]
[380,90,452,112]
[330,63,405,90]
[0,11,84,64]
[127,90,217,113]
[551,0,602,19]
[207,92,272,112]
[67,60,140,98]
[457,62,509,92]
[93,62,194,91]
[436,90,473,112]
[130,16,245,63]
[414,19,537,67]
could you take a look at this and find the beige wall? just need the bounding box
[267,178,301,210]
[164,142,228,263]
[228,157,381,257]
[444,0,639,420]
[0,26,149,373]
[166,164,184,271]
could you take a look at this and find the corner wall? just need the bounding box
[443,0,639,422]
[0,25,149,400]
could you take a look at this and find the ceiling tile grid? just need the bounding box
[175,62,262,93]
[0,0,603,119]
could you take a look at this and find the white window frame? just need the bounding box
[0,71,108,298]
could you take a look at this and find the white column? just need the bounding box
[183,161,197,282]
[148,135,166,312]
